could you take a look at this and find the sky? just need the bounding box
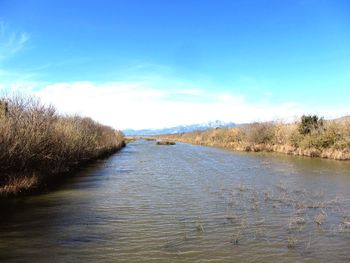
[1,0,350,130]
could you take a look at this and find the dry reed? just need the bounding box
[157,117,350,160]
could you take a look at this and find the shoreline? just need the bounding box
[0,95,126,198]
[157,118,350,161]
[200,141,350,160]
[0,141,126,198]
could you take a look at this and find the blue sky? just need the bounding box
[1,0,350,129]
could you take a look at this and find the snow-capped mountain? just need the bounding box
[123,120,236,136]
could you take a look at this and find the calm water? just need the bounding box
[1,140,350,262]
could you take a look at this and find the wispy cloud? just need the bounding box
[0,20,30,61]
[0,20,34,83]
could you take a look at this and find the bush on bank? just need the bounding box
[0,95,125,196]
[158,115,350,160]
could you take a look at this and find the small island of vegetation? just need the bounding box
[156,140,176,145]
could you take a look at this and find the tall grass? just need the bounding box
[0,95,125,196]
[158,117,350,160]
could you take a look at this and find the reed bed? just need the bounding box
[172,180,348,253]
[228,186,345,251]
[0,95,125,196]
[158,116,350,160]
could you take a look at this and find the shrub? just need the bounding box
[298,115,324,135]
[0,94,124,195]
[243,122,275,144]
[273,123,297,145]
[157,114,350,160]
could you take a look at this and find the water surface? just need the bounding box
[1,140,350,262]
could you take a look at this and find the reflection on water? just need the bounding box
[1,140,350,262]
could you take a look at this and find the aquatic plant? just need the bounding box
[225,211,238,221]
[338,216,350,232]
[232,229,242,244]
[276,181,287,192]
[195,218,205,232]
[264,191,272,201]
[314,209,326,225]
[287,236,298,248]
[288,215,306,230]
[237,183,249,192]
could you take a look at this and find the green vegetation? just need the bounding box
[0,95,125,197]
[158,115,350,160]
[298,115,324,135]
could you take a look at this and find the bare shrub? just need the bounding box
[0,94,124,195]
[242,122,275,145]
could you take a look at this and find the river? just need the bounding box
[1,140,350,262]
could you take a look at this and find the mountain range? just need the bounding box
[123,120,236,136]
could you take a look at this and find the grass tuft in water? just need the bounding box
[314,209,326,225]
[195,219,205,232]
[287,236,298,249]
[232,230,242,245]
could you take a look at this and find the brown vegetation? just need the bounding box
[158,116,350,160]
[0,95,125,197]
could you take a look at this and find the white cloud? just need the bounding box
[31,81,305,130]
[2,80,350,130]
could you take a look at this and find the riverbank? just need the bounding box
[0,95,125,197]
[158,116,350,160]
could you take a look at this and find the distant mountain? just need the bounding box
[333,115,350,123]
[123,120,236,136]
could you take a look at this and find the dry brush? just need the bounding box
[0,95,125,196]
[158,116,350,160]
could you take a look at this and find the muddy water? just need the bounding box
[1,140,350,262]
